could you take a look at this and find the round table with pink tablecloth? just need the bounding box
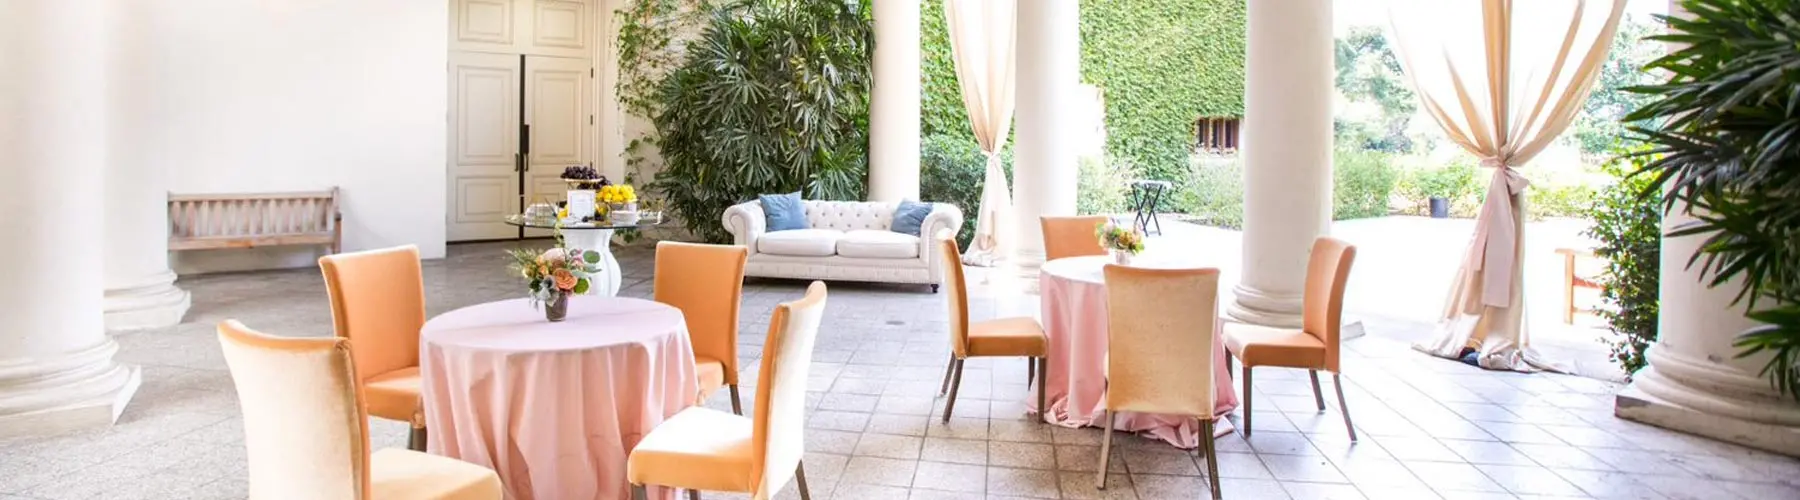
[1032,255,1240,449]
[421,296,698,500]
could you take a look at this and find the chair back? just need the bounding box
[1102,265,1221,418]
[654,241,750,383]
[749,282,829,500]
[936,236,971,357]
[318,245,425,381]
[1303,237,1357,373]
[217,320,371,500]
[1040,215,1110,261]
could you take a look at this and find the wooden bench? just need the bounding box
[1556,247,1602,324]
[169,188,341,254]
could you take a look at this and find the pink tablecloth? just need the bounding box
[1033,256,1239,449]
[421,297,698,500]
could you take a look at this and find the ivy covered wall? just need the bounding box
[919,0,1246,182]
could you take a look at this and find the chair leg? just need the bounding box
[1335,373,1357,442]
[795,462,812,500]
[1242,366,1253,438]
[687,489,700,500]
[630,484,649,500]
[1201,419,1222,500]
[1096,411,1117,489]
[408,426,427,451]
[1036,356,1048,424]
[941,359,965,423]
[938,354,956,396]
[1027,357,1036,385]
[1225,355,1234,379]
[1309,370,1326,412]
[729,384,743,416]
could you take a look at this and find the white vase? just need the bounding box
[1112,250,1133,265]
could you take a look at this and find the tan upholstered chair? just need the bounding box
[1224,237,1358,441]
[1040,215,1110,261]
[654,241,751,414]
[216,320,502,500]
[1096,266,1225,499]
[628,282,829,500]
[935,236,1048,423]
[319,245,429,450]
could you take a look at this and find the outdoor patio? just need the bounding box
[3,234,1796,500]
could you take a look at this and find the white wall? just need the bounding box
[130,0,448,273]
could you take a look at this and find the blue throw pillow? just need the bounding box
[759,192,809,231]
[890,200,934,236]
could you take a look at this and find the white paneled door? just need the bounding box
[447,52,521,241]
[522,55,591,238]
[453,0,592,59]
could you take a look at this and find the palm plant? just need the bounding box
[1626,0,1800,398]
[649,0,873,243]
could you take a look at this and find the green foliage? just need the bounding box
[1335,26,1417,153]
[615,0,716,182]
[1333,149,1401,220]
[1179,154,1244,230]
[1077,156,1132,216]
[1627,0,1800,399]
[919,135,1005,249]
[1406,161,1480,201]
[919,0,1246,183]
[1571,15,1662,156]
[1585,149,1662,377]
[647,0,873,243]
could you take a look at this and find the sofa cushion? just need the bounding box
[758,229,842,257]
[759,192,808,231]
[836,230,920,259]
[889,200,933,236]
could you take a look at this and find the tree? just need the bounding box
[1334,26,1416,153]
[1572,15,1661,156]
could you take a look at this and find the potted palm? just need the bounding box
[1627,0,1800,398]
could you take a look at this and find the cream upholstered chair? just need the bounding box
[216,320,502,500]
[1096,266,1224,499]
[319,245,430,451]
[1040,215,1110,261]
[628,282,829,500]
[654,241,751,414]
[935,236,1048,423]
[1224,237,1358,441]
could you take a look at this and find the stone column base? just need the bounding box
[0,341,142,439]
[104,271,190,332]
[1225,284,1304,328]
[1617,383,1800,457]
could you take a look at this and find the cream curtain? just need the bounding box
[945,0,1017,267]
[1390,0,1625,371]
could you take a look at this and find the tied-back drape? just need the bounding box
[1390,0,1624,371]
[945,0,1017,267]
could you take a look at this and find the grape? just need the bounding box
[561,165,599,180]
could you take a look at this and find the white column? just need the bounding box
[0,0,142,438]
[104,0,189,331]
[868,0,922,202]
[1011,0,1079,282]
[1226,0,1334,328]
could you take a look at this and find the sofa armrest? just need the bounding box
[918,203,965,281]
[723,200,766,255]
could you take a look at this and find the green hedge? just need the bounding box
[919,0,1246,182]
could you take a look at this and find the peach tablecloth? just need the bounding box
[421,297,698,500]
[1033,255,1239,449]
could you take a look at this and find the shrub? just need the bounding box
[1180,154,1244,229]
[1333,149,1400,220]
[1527,181,1600,220]
[919,135,1006,249]
[1584,150,1660,377]
[1400,159,1482,216]
[647,0,872,243]
[1077,155,1132,216]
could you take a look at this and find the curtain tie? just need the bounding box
[1465,158,1530,309]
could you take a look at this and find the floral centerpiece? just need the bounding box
[1096,221,1145,265]
[600,184,639,224]
[505,245,600,322]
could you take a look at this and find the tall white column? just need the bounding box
[1615,204,1800,455]
[0,0,142,438]
[1227,0,1334,328]
[1011,0,1079,281]
[868,0,922,202]
[104,0,189,331]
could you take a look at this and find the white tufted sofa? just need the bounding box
[723,199,963,291]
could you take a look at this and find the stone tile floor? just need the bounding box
[3,240,1798,499]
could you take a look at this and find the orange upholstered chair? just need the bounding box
[1223,237,1358,441]
[935,236,1048,423]
[1040,215,1110,261]
[318,245,428,450]
[654,241,751,414]
[1096,266,1224,499]
[216,320,502,500]
[628,282,828,500]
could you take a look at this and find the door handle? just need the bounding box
[514,153,523,172]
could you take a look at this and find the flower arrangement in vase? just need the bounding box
[1096,221,1145,265]
[505,245,600,322]
[599,184,639,225]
